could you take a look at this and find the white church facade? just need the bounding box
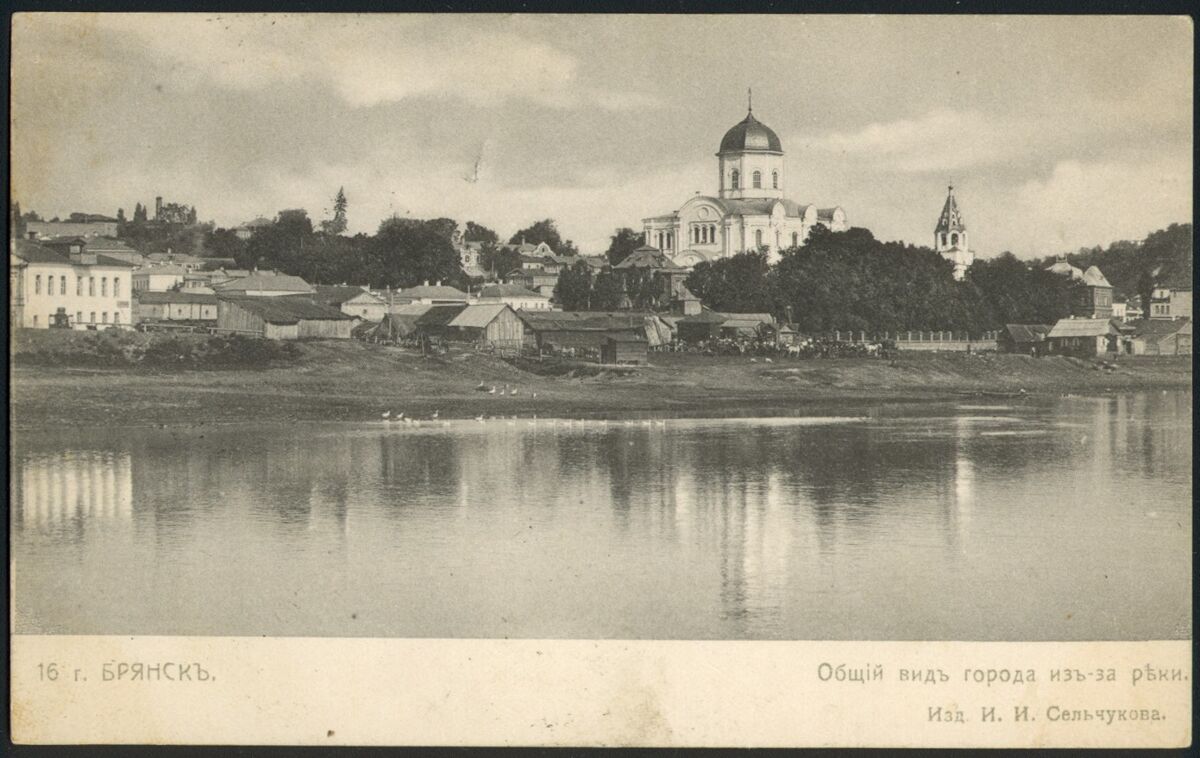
[642,102,848,267]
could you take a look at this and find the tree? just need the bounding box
[605,227,643,267]
[361,216,465,289]
[553,261,595,310]
[965,252,1078,328]
[1136,268,1155,318]
[133,203,147,223]
[592,271,626,310]
[773,226,986,334]
[686,250,779,316]
[204,228,248,260]
[116,207,126,225]
[321,187,349,235]
[480,244,522,279]
[464,221,499,244]
[509,218,577,255]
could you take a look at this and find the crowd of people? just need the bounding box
[660,336,896,359]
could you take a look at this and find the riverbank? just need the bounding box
[9,335,1192,430]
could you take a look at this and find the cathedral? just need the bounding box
[642,100,848,267]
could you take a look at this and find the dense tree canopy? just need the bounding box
[1036,222,1192,296]
[605,227,643,267]
[685,250,778,315]
[965,251,1080,327]
[509,218,578,255]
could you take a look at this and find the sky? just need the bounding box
[10,14,1193,257]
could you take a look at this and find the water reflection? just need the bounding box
[10,392,1192,640]
[16,451,133,529]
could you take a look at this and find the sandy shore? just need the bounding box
[9,339,1192,430]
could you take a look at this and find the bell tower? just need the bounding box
[934,185,974,280]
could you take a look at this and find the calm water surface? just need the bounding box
[11,391,1191,639]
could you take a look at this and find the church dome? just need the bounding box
[718,111,782,154]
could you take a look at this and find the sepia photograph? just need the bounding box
[7,11,1193,747]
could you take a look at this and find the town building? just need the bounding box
[601,333,649,365]
[25,216,120,239]
[642,99,847,266]
[134,291,219,323]
[1045,317,1119,358]
[394,282,471,305]
[132,264,188,293]
[232,217,274,240]
[1149,284,1192,320]
[215,294,353,339]
[311,285,387,322]
[517,310,671,353]
[445,304,526,350]
[476,283,553,311]
[212,272,315,297]
[1127,318,1192,355]
[999,323,1052,355]
[10,238,136,329]
[1046,260,1114,319]
[933,186,974,280]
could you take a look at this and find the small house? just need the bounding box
[1045,317,1119,358]
[394,282,470,305]
[717,312,776,339]
[1000,323,1052,355]
[477,283,552,311]
[675,310,728,342]
[134,291,219,323]
[446,304,525,350]
[601,333,648,365]
[1128,318,1192,356]
[212,272,314,298]
[312,285,387,322]
[216,294,353,339]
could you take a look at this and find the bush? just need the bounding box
[12,329,302,370]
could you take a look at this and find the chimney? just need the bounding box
[155,196,163,220]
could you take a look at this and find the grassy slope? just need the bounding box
[9,336,1192,429]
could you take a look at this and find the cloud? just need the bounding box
[805,109,1023,173]
[1010,156,1192,251]
[33,14,656,112]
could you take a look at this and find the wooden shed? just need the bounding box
[216,294,354,340]
[1045,318,1119,358]
[446,304,525,350]
[1000,323,1052,355]
[601,332,648,365]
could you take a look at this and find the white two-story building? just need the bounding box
[11,238,136,328]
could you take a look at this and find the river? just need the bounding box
[10,390,1191,640]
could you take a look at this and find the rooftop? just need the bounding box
[447,303,513,329]
[1047,318,1118,338]
[213,272,314,293]
[478,283,548,299]
[218,294,351,324]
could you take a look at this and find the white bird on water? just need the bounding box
[475,414,486,423]
[488,386,497,395]
[381,410,391,420]
[510,387,518,395]
[431,409,440,419]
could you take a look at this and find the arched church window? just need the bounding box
[792,232,799,247]
[731,170,739,190]
[752,171,762,189]
[941,232,948,247]
[772,171,779,189]
[755,229,764,248]
[950,233,959,246]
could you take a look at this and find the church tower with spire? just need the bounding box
[934,185,974,280]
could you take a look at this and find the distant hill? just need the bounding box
[1036,222,1192,297]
